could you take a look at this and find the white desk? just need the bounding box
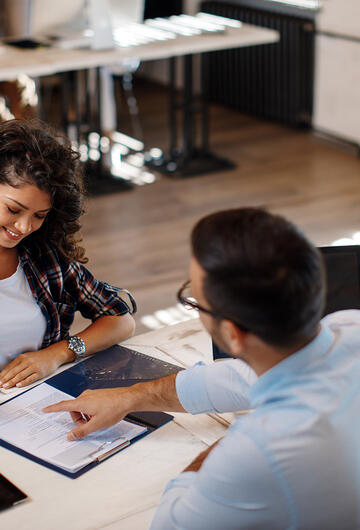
[0,24,278,81]
[0,20,279,181]
[0,319,232,530]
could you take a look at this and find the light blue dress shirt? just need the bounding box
[150,310,360,529]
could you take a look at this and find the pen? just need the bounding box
[87,436,129,459]
[207,410,252,428]
[80,412,90,422]
[207,413,232,428]
[96,440,130,462]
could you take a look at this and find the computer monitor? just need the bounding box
[1,0,85,38]
[320,245,360,315]
[213,245,360,360]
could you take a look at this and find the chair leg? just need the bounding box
[120,72,143,141]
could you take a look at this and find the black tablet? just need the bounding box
[3,38,49,49]
[0,473,27,511]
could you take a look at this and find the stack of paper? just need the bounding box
[0,383,147,474]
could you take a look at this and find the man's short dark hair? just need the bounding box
[191,208,326,348]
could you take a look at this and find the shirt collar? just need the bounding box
[248,323,335,407]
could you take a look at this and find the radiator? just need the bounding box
[200,1,315,127]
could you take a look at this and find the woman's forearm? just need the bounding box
[45,313,136,364]
[76,313,136,355]
[0,314,136,389]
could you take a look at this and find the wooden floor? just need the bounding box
[74,80,360,335]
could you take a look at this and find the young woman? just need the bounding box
[0,119,136,389]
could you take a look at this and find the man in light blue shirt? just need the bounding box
[45,208,360,529]
[156,309,359,529]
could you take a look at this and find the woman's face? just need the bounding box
[0,182,51,250]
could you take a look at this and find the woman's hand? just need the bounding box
[0,343,70,389]
[0,314,135,390]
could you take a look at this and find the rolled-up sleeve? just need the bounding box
[64,262,136,321]
[176,359,256,414]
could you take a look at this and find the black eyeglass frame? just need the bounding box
[176,280,249,332]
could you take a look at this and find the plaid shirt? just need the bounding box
[18,240,136,348]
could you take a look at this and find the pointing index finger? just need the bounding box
[42,399,80,414]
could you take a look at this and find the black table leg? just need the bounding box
[146,53,235,178]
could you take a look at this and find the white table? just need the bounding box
[0,24,278,81]
[0,21,278,181]
[0,319,234,530]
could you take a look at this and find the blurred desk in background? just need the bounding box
[0,16,278,187]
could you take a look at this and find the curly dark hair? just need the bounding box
[0,119,87,263]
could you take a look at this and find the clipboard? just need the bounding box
[0,345,182,479]
[48,344,182,393]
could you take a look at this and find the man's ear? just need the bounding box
[220,320,246,356]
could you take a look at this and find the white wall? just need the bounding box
[314,35,360,144]
[316,0,360,37]
[314,0,360,144]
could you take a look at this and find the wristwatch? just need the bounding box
[67,336,86,361]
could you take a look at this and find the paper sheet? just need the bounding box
[0,383,147,473]
[156,328,213,368]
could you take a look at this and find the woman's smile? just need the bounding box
[0,183,51,249]
[3,227,23,241]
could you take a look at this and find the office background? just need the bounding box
[0,0,359,335]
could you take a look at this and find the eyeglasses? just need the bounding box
[177,280,249,332]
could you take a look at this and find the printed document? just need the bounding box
[0,383,147,473]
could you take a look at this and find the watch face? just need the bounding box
[69,336,86,355]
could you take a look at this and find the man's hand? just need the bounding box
[43,387,132,440]
[0,346,67,389]
[43,375,185,441]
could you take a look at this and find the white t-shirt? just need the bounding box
[0,263,47,370]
